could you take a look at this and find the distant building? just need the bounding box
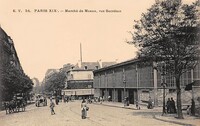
[67,69,93,89]
[62,61,116,99]
[32,78,41,94]
[93,58,200,106]
[45,69,59,79]
[32,78,40,87]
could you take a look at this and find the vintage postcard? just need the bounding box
[0,0,199,126]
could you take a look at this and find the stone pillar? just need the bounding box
[113,88,115,102]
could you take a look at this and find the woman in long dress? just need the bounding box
[81,99,87,119]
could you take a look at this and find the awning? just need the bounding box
[185,80,200,91]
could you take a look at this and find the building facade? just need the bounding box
[62,61,117,99]
[93,58,200,106]
[66,69,93,89]
[0,27,22,71]
[0,27,23,109]
[62,62,99,99]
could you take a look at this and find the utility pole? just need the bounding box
[80,43,83,64]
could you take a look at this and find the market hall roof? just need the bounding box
[93,58,141,73]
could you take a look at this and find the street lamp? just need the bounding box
[123,68,126,107]
[123,79,126,107]
[161,82,167,115]
[136,64,140,109]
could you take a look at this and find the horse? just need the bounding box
[4,100,17,114]
[4,99,26,114]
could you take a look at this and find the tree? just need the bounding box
[1,64,33,101]
[44,69,66,95]
[128,0,200,119]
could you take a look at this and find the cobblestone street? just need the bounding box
[0,100,199,126]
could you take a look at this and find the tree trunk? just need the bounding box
[176,76,184,119]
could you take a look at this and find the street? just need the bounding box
[0,100,188,126]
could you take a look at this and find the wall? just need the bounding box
[141,87,200,106]
[94,63,154,89]
[93,59,200,106]
[68,70,93,81]
[67,80,93,89]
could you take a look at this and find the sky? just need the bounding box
[0,0,195,81]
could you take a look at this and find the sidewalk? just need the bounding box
[93,101,147,110]
[93,101,200,126]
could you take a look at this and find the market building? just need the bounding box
[93,58,200,106]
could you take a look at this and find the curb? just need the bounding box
[93,102,139,110]
[153,115,195,126]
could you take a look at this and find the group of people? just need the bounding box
[49,97,89,119]
[94,96,103,104]
[166,97,176,114]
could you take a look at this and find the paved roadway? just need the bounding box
[0,100,184,126]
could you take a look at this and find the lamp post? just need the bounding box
[161,82,167,115]
[161,64,167,116]
[123,68,126,107]
[123,79,126,107]
[136,64,140,109]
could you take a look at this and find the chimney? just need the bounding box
[80,43,82,64]
[98,59,102,68]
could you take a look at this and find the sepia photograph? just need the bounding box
[0,0,200,126]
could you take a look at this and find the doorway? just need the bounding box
[118,89,122,102]
[128,89,134,104]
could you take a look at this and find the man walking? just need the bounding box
[50,100,55,115]
[171,97,176,113]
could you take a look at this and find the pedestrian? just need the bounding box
[50,100,55,115]
[166,98,171,113]
[44,97,47,106]
[81,99,88,119]
[191,99,195,116]
[147,97,153,109]
[100,96,102,104]
[136,100,140,109]
[186,105,191,115]
[50,97,52,102]
[170,97,176,113]
[108,96,111,102]
[66,96,69,103]
[55,96,59,105]
[102,96,105,102]
[126,97,129,106]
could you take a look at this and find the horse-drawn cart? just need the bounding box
[35,94,47,107]
[4,93,26,114]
